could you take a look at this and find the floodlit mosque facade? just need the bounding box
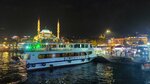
[34,28,58,42]
[34,18,60,42]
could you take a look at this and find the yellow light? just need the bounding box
[3,44,5,46]
[4,38,7,40]
[4,46,8,49]
[3,42,6,44]
[106,29,111,34]
[57,19,60,39]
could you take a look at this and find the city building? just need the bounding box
[109,34,148,46]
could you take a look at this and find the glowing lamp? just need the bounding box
[25,46,32,50]
[35,44,41,49]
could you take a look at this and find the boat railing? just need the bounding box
[19,42,94,52]
[21,47,93,52]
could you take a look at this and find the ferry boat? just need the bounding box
[20,42,96,70]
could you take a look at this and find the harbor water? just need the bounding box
[0,52,150,84]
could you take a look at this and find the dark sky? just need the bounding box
[0,0,150,38]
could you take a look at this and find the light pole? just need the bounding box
[105,29,111,44]
[105,29,112,55]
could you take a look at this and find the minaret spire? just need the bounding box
[37,17,40,36]
[57,19,60,39]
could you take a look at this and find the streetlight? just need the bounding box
[105,29,112,53]
[106,29,111,34]
[105,29,111,39]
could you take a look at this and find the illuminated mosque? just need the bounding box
[34,18,60,42]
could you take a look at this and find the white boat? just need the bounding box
[20,42,96,70]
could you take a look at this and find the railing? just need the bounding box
[19,42,93,52]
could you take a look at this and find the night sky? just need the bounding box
[0,0,150,38]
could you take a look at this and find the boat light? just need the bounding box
[25,45,31,50]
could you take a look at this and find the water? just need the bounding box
[0,52,27,84]
[0,52,150,84]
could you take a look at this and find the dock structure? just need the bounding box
[94,45,149,64]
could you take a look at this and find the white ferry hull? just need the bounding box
[26,57,95,70]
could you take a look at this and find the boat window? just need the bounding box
[62,53,67,57]
[85,44,88,48]
[63,53,70,57]
[90,45,92,48]
[38,54,53,59]
[88,51,92,55]
[51,45,57,48]
[74,44,80,48]
[59,45,65,48]
[56,53,61,57]
[69,45,73,48]
[67,53,74,56]
[71,53,75,56]
[56,53,67,57]
[81,52,86,56]
[38,54,44,59]
[46,54,53,58]
[61,53,66,57]
[65,53,68,56]
[55,52,90,57]
[81,44,84,48]
[74,53,79,56]
[78,52,86,56]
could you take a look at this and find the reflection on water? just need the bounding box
[26,63,98,84]
[1,52,10,73]
[25,62,145,84]
[0,51,150,84]
[96,64,114,84]
[0,52,27,84]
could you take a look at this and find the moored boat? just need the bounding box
[20,42,96,70]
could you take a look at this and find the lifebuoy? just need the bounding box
[42,63,46,66]
[31,64,36,67]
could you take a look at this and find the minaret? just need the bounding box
[57,19,60,39]
[37,17,40,36]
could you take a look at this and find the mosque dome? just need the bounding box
[40,29,52,34]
